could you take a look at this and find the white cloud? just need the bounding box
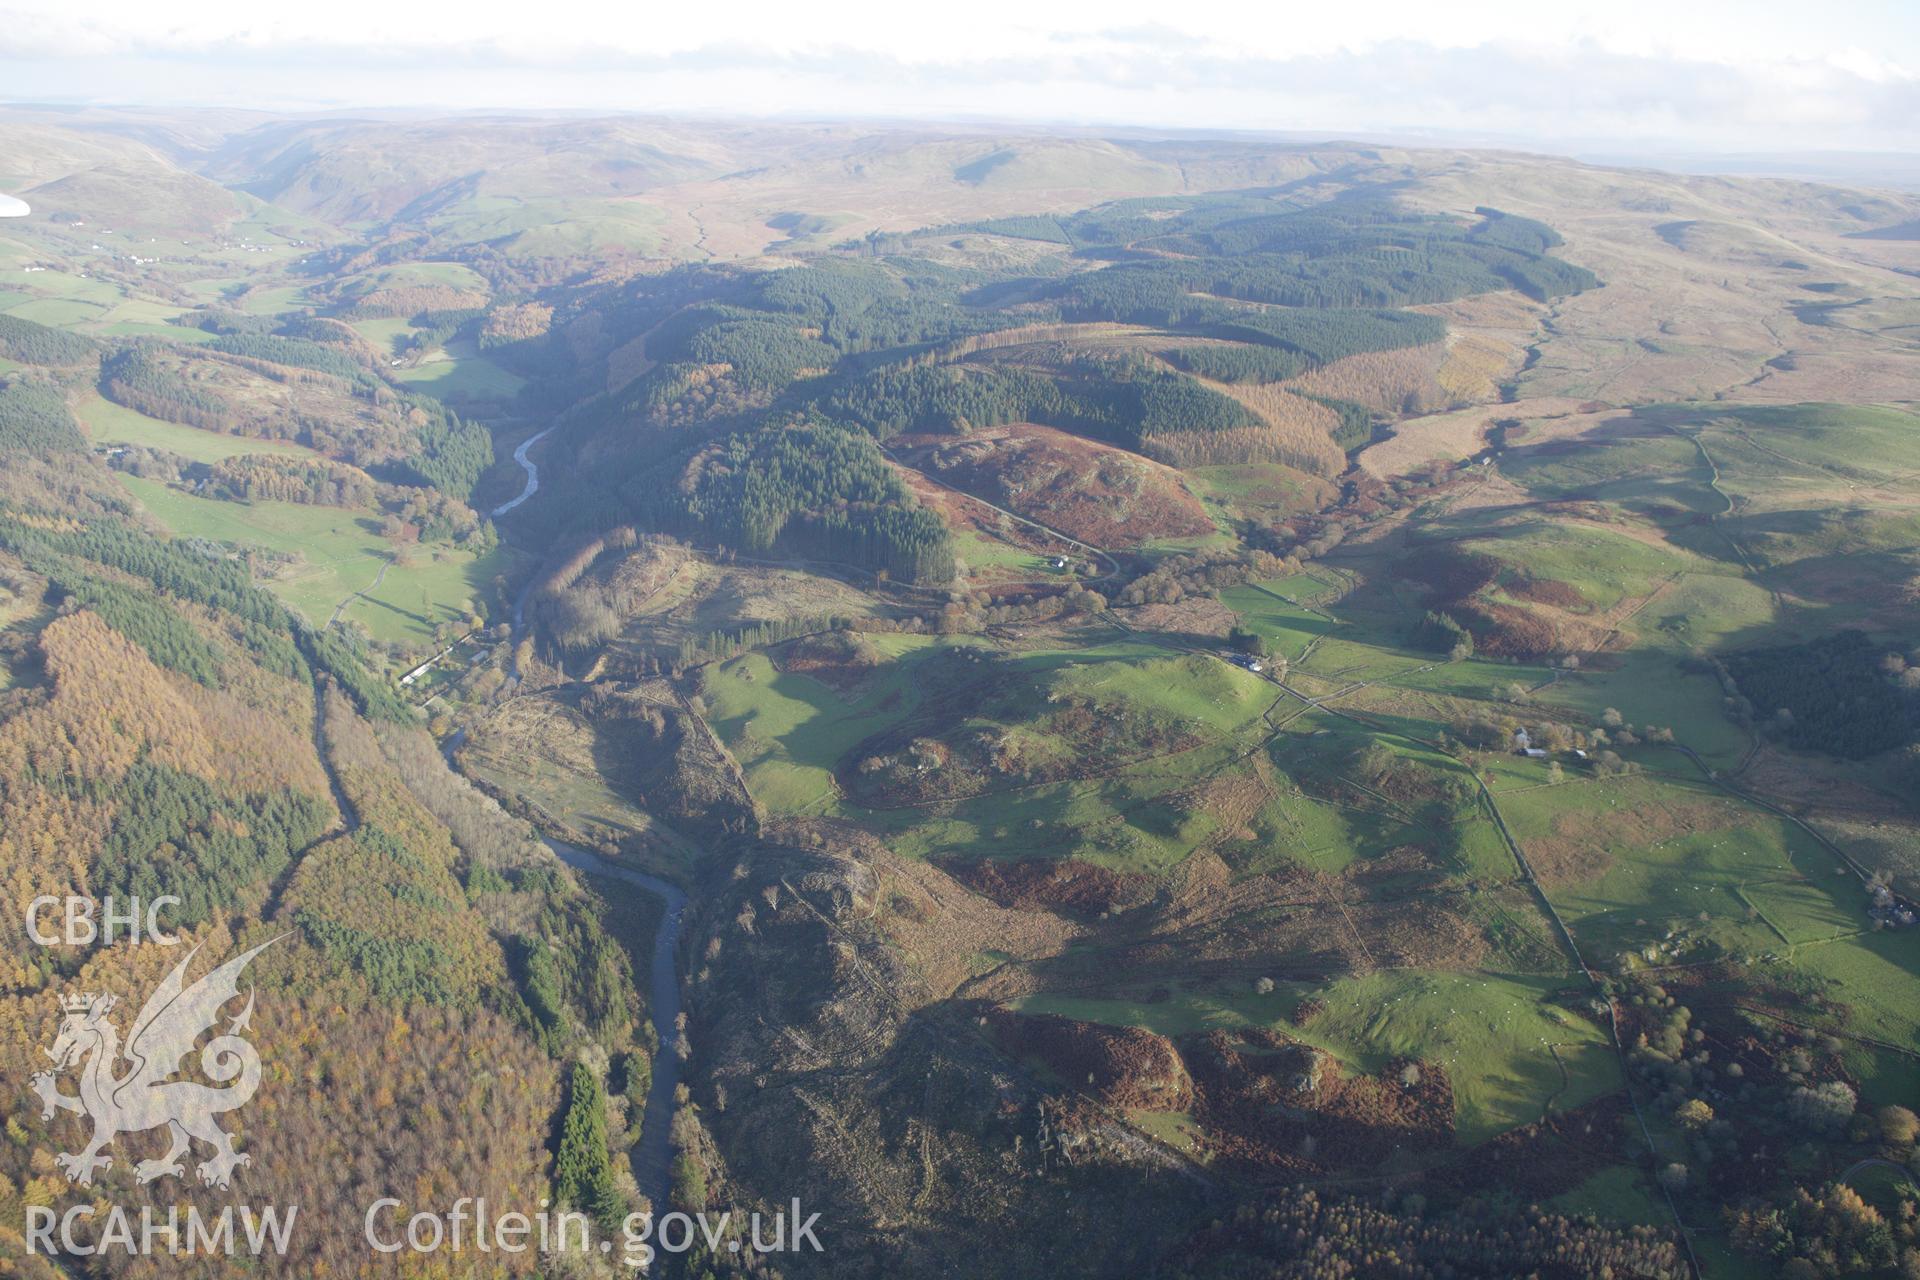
[0,0,1914,151]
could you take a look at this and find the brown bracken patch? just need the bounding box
[771,630,880,692]
[1506,574,1589,610]
[986,1009,1193,1111]
[1183,1028,1455,1177]
[940,856,1156,920]
[899,422,1213,548]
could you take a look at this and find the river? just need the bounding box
[548,839,689,1215]
[468,424,690,1213]
[490,426,556,518]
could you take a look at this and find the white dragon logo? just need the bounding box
[28,938,280,1189]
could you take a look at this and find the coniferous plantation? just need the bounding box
[0,68,1916,1280]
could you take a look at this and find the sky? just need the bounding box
[1,0,1917,152]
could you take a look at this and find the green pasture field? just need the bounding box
[94,322,217,342]
[1498,406,1920,642]
[233,284,312,316]
[183,277,254,304]
[1023,968,1619,1147]
[337,261,492,296]
[1499,773,1862,964]
[704,634,1281,872]
[699,634,952,813]
[1258,710,1489,876]
[74,392,318,462]
[1730,498,1920,556]
[1433,516,1697,614]
[1226,764,1510,881]
[115,475,514,650]
[1185,462,1332,522]
[0,266,125,311]
[1384,654,1557,702]
[1499,427,1717,519]
[1137,513,1240,558]
[6,296,112,327]
[1548,1166,1669,1227]
[1299,631,1437,683]
[875,735,1252,875]
[1314,570,1756,771]
[1624,570,1779,651]
[92,297,192,327]
[1694,402,1920,479]
[1532,650,1750,767]
[351,316,416,357]
[1769,929,1920,1070]
[392,338,526,400]
[948,528,1059,580]
[1219,581,1338,661]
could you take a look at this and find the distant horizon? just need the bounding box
[5,100,1920,194]
[2,0,1915,154]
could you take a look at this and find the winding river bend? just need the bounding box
[490,425,556,518]
[472,425,690,1213]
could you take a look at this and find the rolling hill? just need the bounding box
[0,108,1916,1280]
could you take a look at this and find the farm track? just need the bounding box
[1590,570,1683,654]
[651,557,1704,1257]
[1242,580,1337,623]
[1838,1158,1920,1190]
[325,552,395,627]
[1671,426,1771,590]
[1459,752,1693,1264]
[1717,425,1863,491]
